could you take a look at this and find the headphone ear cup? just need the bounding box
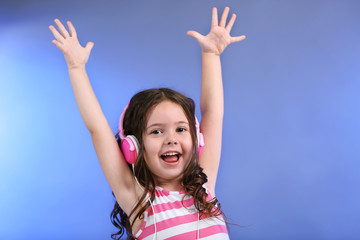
[194,115,204,157]
[121,135,140,164]
[198,132,204,156]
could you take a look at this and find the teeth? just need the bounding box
[162,152,178,156]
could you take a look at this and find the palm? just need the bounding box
[187,7,245,55]
[61,37,90,67]
[199,26,232,55]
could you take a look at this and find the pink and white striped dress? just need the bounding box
[133,186,229,240]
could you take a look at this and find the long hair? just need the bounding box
[110,88,223,240]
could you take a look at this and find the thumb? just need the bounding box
[186,31,203,41]
[85,41,94,52]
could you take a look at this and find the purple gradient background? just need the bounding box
[1,0,360,239]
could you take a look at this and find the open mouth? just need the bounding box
[161,152,181,163]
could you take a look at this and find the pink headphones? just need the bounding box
[118,103,204,164]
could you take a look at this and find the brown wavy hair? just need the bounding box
[110,88,224,240]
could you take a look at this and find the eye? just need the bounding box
[151,129,162,134]
[177,127,187,132]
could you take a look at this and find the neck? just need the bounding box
[155,179,184,192]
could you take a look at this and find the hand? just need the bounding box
[49,19,94,69]
[187,7,246,56]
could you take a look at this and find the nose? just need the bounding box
[166,138,178,145]
[165,132,178,145]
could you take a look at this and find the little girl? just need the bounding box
[49,6,245,240]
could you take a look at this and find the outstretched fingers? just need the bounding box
[211,7,218,28]
[187,30,204,42]
[54,19,70,39]
[49,24,65,44]
[66,21,77,38]
[217,6,246,43]
[231,35,246,43]
[212,6,237,33]
[51,39,65,52]
[219,6,230,28]
[85,41,95,52]
[225,13,236,32]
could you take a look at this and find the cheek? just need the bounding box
[189,132,195,146]
[143,138,159,158]
[184,135,194,153]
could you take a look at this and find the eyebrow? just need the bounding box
[146,121,189,129]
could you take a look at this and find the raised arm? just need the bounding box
[49,20,140,215]
[187,7,245,196]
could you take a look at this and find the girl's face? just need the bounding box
[143,100,193,188]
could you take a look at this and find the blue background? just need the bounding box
[1,0,359,239]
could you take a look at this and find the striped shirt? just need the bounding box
[134,186,229,240]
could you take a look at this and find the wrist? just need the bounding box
[202,51,220,57]
[68,64,86,71]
